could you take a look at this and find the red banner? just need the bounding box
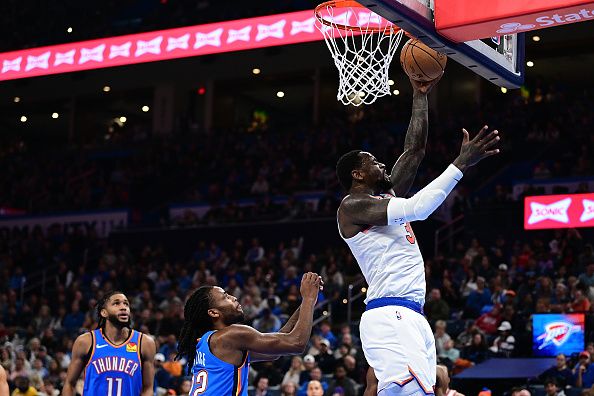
[0,10,325,82]
[435,0,594,42]
[524,193,594,230]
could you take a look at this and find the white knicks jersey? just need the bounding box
[339,194,426,305]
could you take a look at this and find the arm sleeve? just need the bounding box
[387,164,463,225]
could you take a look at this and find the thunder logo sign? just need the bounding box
[533,314,585,357]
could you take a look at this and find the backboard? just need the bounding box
[357,0,525,88]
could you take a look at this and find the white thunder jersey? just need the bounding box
[339,193,426,306]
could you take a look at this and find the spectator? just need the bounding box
[62,301,85,335]
[246,238,265,263]
[434,320,452,356]
[510,388,531,396]
[305,380,324,396]
[9,357,30,382]
[465,277,492,317]
[439,339,460,363]
[342,356,363,384]
[539,354,573,388]
[281,382,298,396]
[475,305,502,335]
[178,378,192,396]
[11,376,37,396]
[489,321,515,357]
[425,288,450,321]
[574,351,594,388]
[318,322,338,349]
[544,378,566,396]
[249,376,279,396]
[326,365,357,396]
[159,334,178,358]
[550,284,571,313]
[462,333,488,364]
[314,339,336,375]
[253,309,282,333]
[298,368,327,396]
[299,355,317,385]
[162,351,183,378]
[154,353,172,391]
[283,356,304,387]
[570,290,591,312]
[38,379,59,396]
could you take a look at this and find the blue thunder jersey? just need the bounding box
[190,330,250,396]
[84,329,143,396]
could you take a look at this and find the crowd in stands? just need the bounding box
[1,209,594,394]
[1,86,592,226]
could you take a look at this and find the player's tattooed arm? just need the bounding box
[389,76,441,197]
[341,194,389,226]
[62,332,93,396]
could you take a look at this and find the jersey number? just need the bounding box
[192,370,208,395]
[404,223,416,244]
[106,377,122,396]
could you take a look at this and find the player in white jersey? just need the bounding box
[336,78,501,395]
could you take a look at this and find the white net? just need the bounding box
[315,2,404,106]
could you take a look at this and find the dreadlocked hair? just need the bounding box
[95,290,126,330]
[176,286,215,373]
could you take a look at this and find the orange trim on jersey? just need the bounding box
[407,366,435,395]
[84,331,96,369]
[234,367,243,396]
[137,333,143,363]
[235,352,249,396]
[392,376,414,386]
[390,366,435,395]
[100,328,135,348]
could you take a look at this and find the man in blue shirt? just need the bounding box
[538,353,573,388]
[574,351,594,388]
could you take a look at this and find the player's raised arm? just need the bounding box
[62,332,93,396]
[340,126,500,228]
[218,273,320,355]
[389,76,442,197]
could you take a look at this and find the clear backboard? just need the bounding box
[356,0,525,88]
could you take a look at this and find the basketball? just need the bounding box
[400,38,447,82]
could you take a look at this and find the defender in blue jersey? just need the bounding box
[177,272,323,396]
[63,291,156,396]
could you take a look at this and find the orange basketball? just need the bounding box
[400,39,447,82]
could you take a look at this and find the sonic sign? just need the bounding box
[533,313,585,357]
[524,193,594,230]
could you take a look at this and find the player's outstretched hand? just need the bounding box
[409,72,443,95]
[453,125,501,172]
[300,272,321,303]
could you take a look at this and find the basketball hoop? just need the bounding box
[315,0,404,106]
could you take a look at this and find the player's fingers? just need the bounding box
[481,133,500,150]
[482,149,501,158]
[473,125,489,142]
[479,129,498,145]
[461,128,470,144]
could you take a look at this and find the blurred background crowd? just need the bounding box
[0,0,593,395]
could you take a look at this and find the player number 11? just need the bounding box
[106,377,122,396]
